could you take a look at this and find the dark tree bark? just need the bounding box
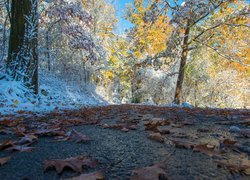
[7,0,38,94]
[173,20,190,104]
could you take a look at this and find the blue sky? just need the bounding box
[113,0,134,34]
[113,0,180,34]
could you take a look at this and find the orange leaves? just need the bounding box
[44,156,98,174]
[131,163,167,180]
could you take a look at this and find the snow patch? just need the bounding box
[0,72,108,116]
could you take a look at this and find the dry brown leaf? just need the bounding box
[121,128,129,132]
[101,124,110,129]
[148,133,164,143]
[216,160,250,175]
[220,139,238,151]
[131,163,167,180]
[0,129,13,135]
[107,124,124,130]
[67,129,91,143]
[14,125,26,136]
[128,124,138,130]
[16,134,38,145]
[102,122,138,132]
[240,129,250,138]
[58,119,83,126]
[63,171,104,180]
[34,127,65,137]
[170,123,184,128]
[197,128,211,133]
[158,127,171,135]
[44,156,98,174]
[171,139,195,149]
[6,145,35,152]
[183,120,194,125]
[193,144,215,156]
[0,140,15,151]
[0,156,11,166]
[144,121,162,132]
[0,120,20,127]
[222,139,237,146]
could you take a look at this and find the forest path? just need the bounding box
[0,105,249,180]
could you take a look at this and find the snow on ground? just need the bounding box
[0,72,108,116]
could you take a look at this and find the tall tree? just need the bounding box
[132,0,249,104]
[7,0,38,94]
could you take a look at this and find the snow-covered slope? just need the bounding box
[0,72,107,115]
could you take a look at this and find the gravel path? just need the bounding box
[0,105,249,180]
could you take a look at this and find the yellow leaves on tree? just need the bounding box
[208,1,250,76]
[126,0,172,59]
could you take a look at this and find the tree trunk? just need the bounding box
[7,0,38,94]
[0,15,8,63]
[46,30,51,71]
[173,20,190,104]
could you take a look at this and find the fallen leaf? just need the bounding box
[193,144,215,156]
[16,134,38,145]
[148,133,164,143]
[240,129,250,138]
[14,125,26,136]
[67,129,91,143]
[131,163,167,180]
[44,156,98,174]
[58,119,84,126]
[197,128,211,133]
[0,156,11,166]
[121,128,129,132]
[158,127,170,135]
[128,124,138,130]
[34,127,65,137]
[0,129,13,135]
[144,121,161,132]
[103,123,138,132]
[0,140,15,151]
[171,139,195,149]
[54,136,70,141]
[222,139,237,146]
[183,120,194,125]
[0,120,20,127]
[101,124,109,128]
[170,123,184,128]
[216,160,250,175]
[64,171,104,180]
[6,145,35,152]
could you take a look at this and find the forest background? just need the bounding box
[0,0,249,111]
